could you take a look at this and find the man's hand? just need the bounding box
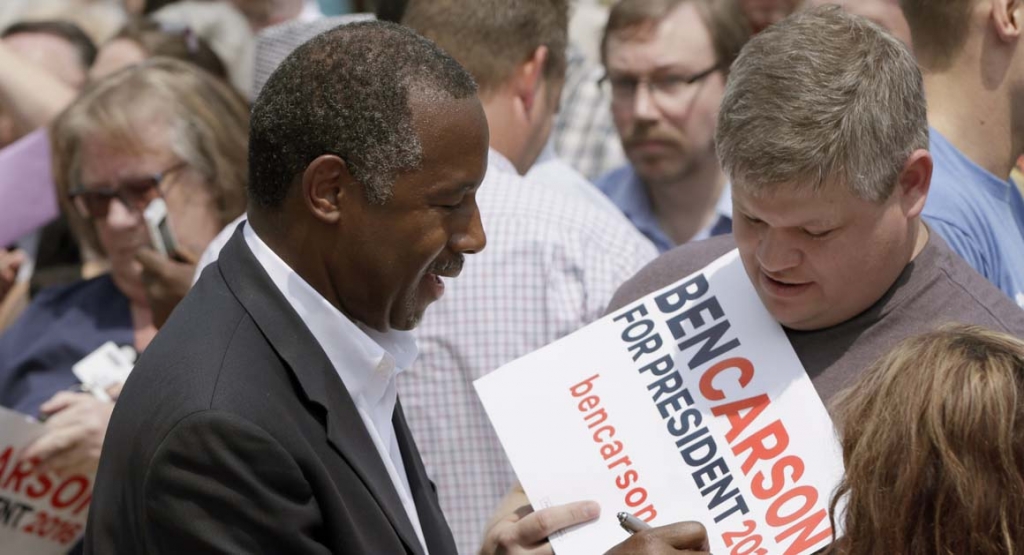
[23,391,114,476]
[136,245,198,328]
[0,248,25,302]
[604,521,711,555]
[480,482,600,555]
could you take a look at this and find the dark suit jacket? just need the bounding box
[84,227,456,554]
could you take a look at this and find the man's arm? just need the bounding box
[143,410,331,554]
[0,42,76,133]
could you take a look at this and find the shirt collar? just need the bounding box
[487,148,518,176]
[242,223,418,406]
[600,165,732,251]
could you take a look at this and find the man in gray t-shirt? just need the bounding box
[613,7,1024,407]
[609,231,1024,405]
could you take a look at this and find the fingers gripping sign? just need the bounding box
[481,484,600,555]
[23,392,114,477]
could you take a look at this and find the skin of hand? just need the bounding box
[0,248,25,301]
[0,42,77,133]
[480,482,600,555]
[135,245,198,328]
[23,391,115,477]
[604,521,711,555]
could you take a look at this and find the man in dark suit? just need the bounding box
[83,21,488,554]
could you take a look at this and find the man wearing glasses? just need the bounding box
[596,0,751,252]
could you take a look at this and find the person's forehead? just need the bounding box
[408,94,486,156]
[605,4,716,71]
[79,124,174,183]
[398,92,488,192]
[732,181,862,226]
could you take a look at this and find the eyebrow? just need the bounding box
[733,203,836,228]
[607,63,706,76]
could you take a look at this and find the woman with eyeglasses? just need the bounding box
[0,57,247,480]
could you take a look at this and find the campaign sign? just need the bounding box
[0,406,92,554]
[475,250,845,555]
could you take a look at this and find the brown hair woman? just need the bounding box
[827,324,1024,554]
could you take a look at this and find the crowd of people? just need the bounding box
[0,0,1022,554]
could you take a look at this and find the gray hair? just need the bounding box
[248,20,478,208]
[715,5,928,202]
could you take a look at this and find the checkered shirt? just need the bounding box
[552,47,626,181]
[399,150,657,554]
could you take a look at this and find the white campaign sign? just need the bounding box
[475,250,844,555]
[0,406,92,554]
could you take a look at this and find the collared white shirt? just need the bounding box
[243,224,429,554]
[399,149,658,554]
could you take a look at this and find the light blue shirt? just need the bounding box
[924,128,1024,308]
[595,164,732,253]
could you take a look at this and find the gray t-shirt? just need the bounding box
[607,231,1024,406]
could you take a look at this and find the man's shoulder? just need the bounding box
[593,164,633,195]
[924,137,1011,226]
[910,234,1024,333]
[481,164,652,248]
[607,235,737,313]
[126,267,281,411]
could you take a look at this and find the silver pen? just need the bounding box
[617,511,652,535]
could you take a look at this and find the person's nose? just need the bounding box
[103,196,143,231]
[756,228,801,274]
[632,80,660,123]
[452,198,486,255]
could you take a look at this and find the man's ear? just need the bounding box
[897,149,932,218]
[513,46,549,116]
[300,154,354,224]
[991,0,1023,43]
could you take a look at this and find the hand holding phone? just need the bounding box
[143,198,177,258]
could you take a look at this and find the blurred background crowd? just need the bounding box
[1,0,1023,554]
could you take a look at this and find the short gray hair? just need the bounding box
[248,20,477,209]
[716,5,928,202]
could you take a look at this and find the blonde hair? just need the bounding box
[828,324,1024,554]
[51,57,249,255]
[716,5,928,202]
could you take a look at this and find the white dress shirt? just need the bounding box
[243,224,429,554]
[400,149,658,553]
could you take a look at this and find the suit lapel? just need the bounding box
[394,400,458,554]
[218,225,425,555]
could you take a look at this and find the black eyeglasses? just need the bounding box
[68,162,188,220]
[600,62,724,109]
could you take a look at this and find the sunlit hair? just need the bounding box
[51,57,249,255]
[717,5,928,202]
[827,324,1024,555]
[249,20,477,208]
[600,0,751,75]
[108,17,228,81]
[401,0,568,97]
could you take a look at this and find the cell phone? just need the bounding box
[143,198,177,258]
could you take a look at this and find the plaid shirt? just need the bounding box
[552,47,626,181]
[400,150,657,554]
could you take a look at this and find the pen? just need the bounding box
[617,512,651,535]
